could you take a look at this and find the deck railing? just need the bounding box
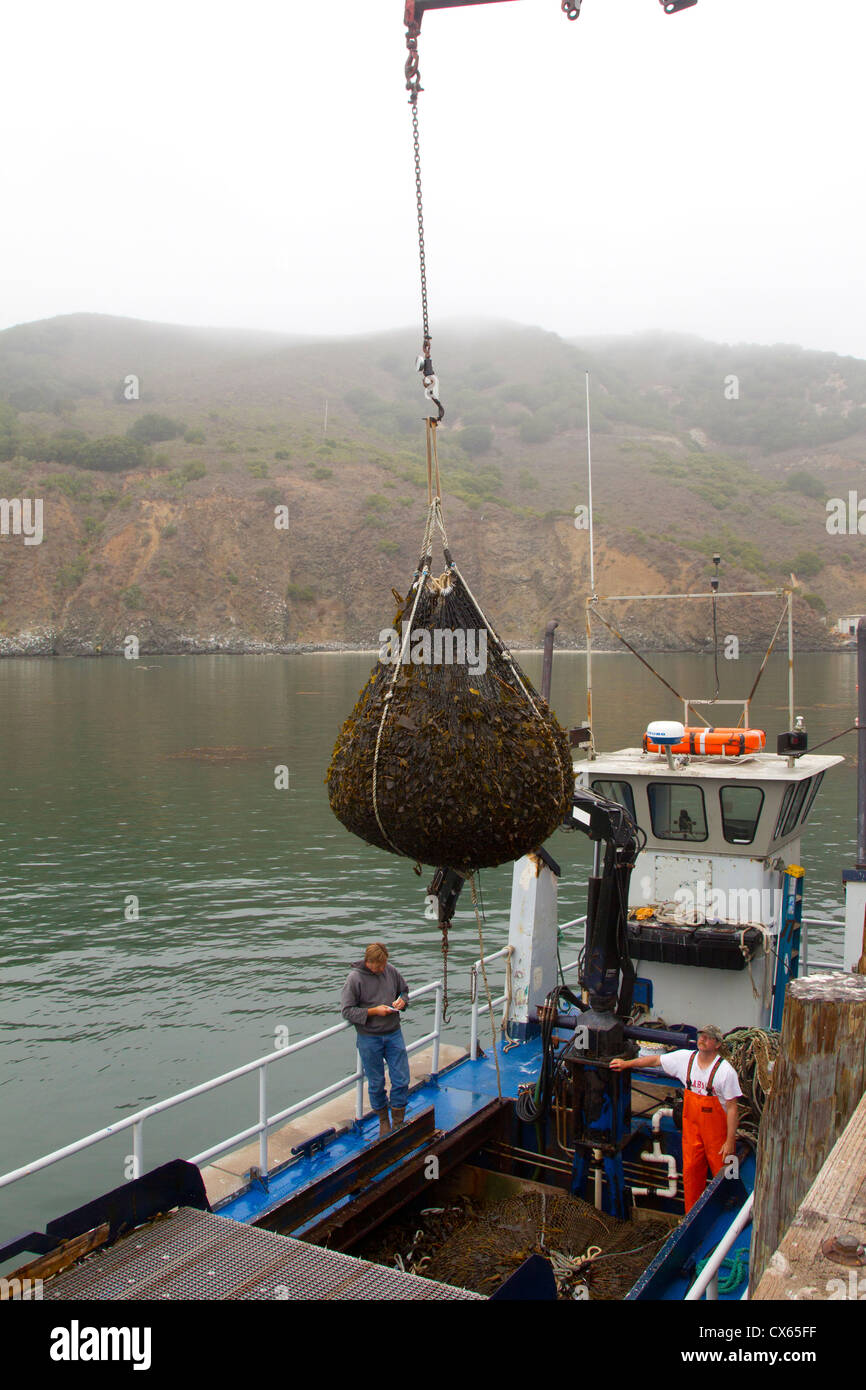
[0,981,443,1194]
[468,914,586,1058]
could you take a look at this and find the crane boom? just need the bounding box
[404,0,698,28]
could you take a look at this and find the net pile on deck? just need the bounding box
[327,433,571,873]
[417,1191,673,1300]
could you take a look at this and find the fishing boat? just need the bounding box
[2,604,860,1305]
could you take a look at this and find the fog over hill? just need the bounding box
[0,314,863,657]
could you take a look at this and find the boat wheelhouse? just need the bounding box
[577,742,843,1033]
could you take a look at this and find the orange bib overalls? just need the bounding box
[682,1053,728,1212]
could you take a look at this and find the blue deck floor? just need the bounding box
[217,1036,537,1227]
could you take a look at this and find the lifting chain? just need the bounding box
[439,918,451,1024]
[404,11,444,422]
[561,1,582,18]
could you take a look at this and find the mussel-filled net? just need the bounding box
[327,555,572,874]
[356,1189,675,1300]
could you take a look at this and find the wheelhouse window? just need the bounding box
[647,783,707,842]
[591,779,637,823]
[773,784,795,840]
[720,785,764,844]
[800,771,825,826]
[780,778,811,838]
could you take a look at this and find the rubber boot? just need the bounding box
[376,1109,391,1138]
[391,1107,405,1128]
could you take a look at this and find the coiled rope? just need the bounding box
[696,1246,750,1294]
[723,1026,780,1147]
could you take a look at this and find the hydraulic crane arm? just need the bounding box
[571,786,643,1017]
[404,0,698,29]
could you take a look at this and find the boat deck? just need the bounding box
[211,1034,754,1302]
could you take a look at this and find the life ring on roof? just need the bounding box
[643,727,766,756]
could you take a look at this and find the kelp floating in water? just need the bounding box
[326,570,571,873]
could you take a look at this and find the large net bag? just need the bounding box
[327,424,572,875]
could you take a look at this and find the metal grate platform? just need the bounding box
[43,1207,483,1301]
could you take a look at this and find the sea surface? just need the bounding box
[0,650,858,1241]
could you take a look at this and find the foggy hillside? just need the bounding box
[0,313,863,656]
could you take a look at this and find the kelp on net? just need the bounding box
[327,552,572,875]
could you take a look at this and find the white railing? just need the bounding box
[801,915,845,975]
[684,1190,754,1301]
[0,981,443,1194]
[468,915,586,1058]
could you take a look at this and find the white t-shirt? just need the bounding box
[659,1050,743,1103]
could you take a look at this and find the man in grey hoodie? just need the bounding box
[341,942,410,1137]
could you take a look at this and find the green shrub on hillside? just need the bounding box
[127,414,185,444]
[184,428,205,444]
[286,583,314,602]
[802,592,827,614]
[784,471,824,499]
[18,428,87,466]
[446,460,503,508]
[121,584,143,609]
[792,550,824,578]
[256,486,284,506]
[78,437,149,472]
[364,493,391,516]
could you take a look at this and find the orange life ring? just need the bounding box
[643,727,766,756]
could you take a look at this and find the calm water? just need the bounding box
[0,650,858,1240]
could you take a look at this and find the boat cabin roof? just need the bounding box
[576,750,843,781]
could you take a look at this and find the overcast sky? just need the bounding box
[2,0,864,358]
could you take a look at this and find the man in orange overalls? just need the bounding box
[611,1025,742,1211]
